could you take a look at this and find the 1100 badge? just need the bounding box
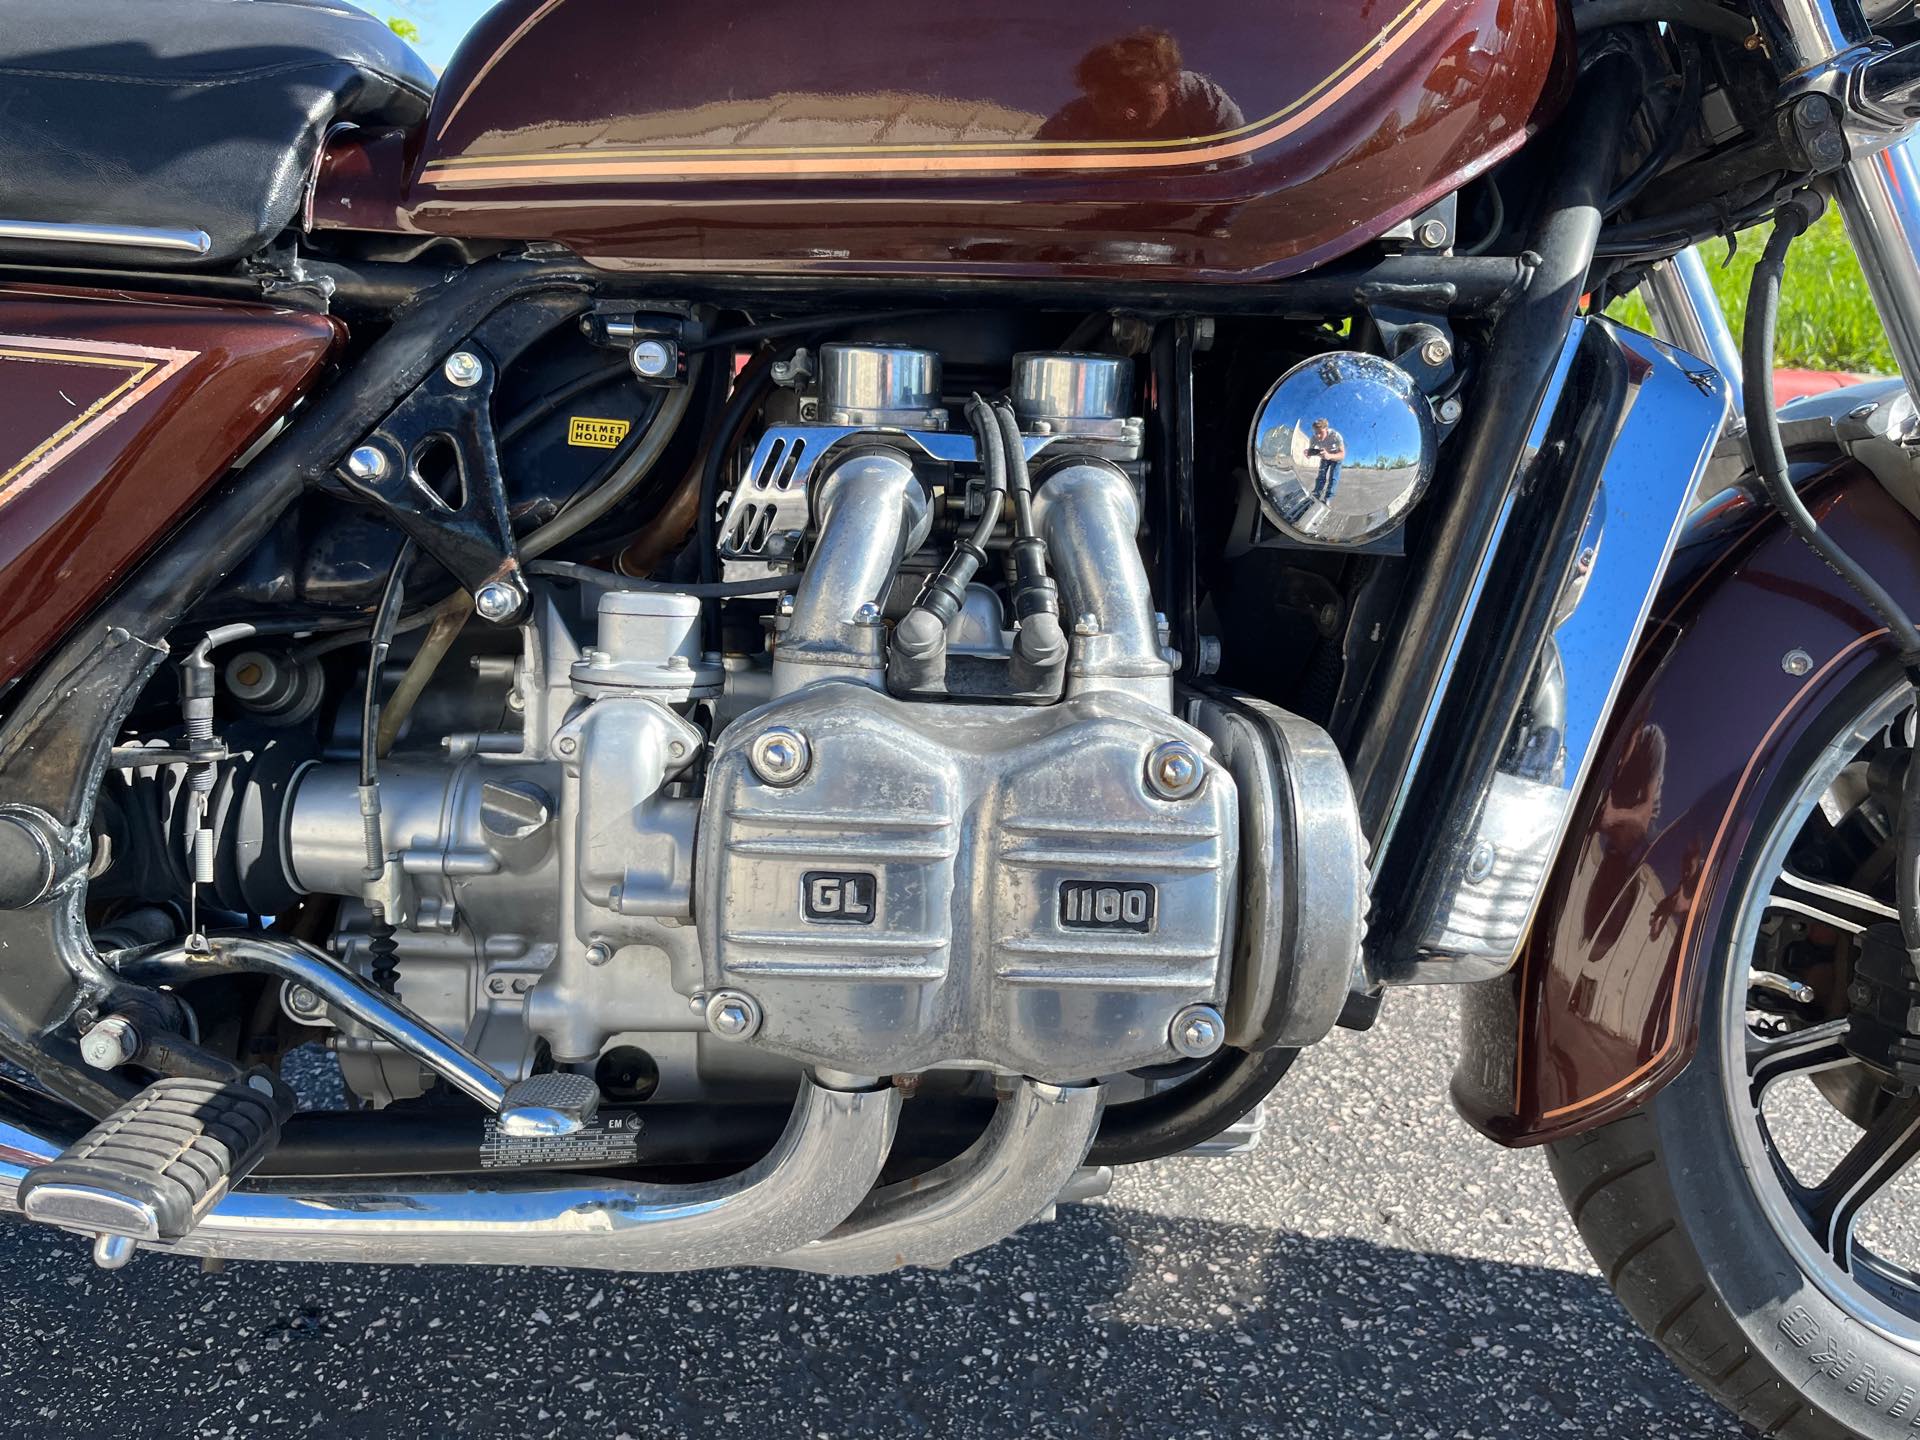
[1058,881,1157,934]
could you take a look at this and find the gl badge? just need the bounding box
[803,870,877,924]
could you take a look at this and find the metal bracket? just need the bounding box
[332,292,597,625]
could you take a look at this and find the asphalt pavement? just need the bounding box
[0,988,1746,1440]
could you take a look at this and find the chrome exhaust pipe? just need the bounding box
[776,1079,1103,1275]
[0,1076,899,1271]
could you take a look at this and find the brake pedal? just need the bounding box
[18,1075,291,1269]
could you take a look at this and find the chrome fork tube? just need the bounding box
[1835,141,1920,397]
[1762,0,1920,393]
[1644,247,1748,427]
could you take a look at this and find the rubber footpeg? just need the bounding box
[18,1076,289,1244]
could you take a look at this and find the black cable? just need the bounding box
[1605,40,1701,216]
[1571,0,1755,43]
[696,350,781,588]
[690,309,941,353]
[1594,170,1792,257]
[1742,192,1920,950]
[527,559,800,597]
[1459,177,1507,256]
[360,541,415,790]
[497,358,632,446]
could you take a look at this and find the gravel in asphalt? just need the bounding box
[0,988,1747,1439]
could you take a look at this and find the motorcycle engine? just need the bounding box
[268,345,1364,1106]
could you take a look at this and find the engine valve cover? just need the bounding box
[698,686,1239,1081]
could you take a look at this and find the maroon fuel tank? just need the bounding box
[313,0,1567,283]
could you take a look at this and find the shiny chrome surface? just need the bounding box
[778,1080,1103,1275]
[1248,351,1436,547]
[1033,460,1172,707]
[1836,138,1920,400]
[0,218,213,255]
[112,936,519,1114]
[1011,353,1131,426]
[816,343,944,428]
[1,1077,901,1271]
[717,422,1135,579]
[1643,246,1747,431]
[1389,322,1728,982]
[772,448,932,693]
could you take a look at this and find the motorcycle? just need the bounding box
[6,0,1920,1429]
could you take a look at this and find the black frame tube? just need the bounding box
[1349,54,1643,847]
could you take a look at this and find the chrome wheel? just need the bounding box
[1724,679,1920,1345]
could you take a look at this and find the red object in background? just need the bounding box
[1774,367,1869,403]
[0,287,340,691]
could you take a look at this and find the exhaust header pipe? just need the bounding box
[1,1076,899,1272]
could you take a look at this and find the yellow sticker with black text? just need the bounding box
[567,416,631,449]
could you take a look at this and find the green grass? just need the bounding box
[1606,208,1895,374]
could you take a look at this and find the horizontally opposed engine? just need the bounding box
[257,345,1366,1114]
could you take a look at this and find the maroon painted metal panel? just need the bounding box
[1453,467,1920,1145]
[313,0,1566,282]
[0,287,340,690]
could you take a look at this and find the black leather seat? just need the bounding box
[0,0,434,268]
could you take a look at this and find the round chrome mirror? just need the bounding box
[1247,351,1437,545]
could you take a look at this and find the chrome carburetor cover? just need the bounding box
[698,683,1239,1081]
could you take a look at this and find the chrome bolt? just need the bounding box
[1419,336,1452,367]
[473,582,521,624]
[555,735,578,757]
[344,445,389,483]
[1170,1003,1225,1059]
[1464,840,1498,885]
[91,1235,137,1270]
[629,338,674,379]
[443,350,484,387]
[687,991,710,1013]
[287,984,323,1019]
[1437,397,1464,425]
[1074,613,1100,637]
[585,941,614,967]
[854,602,882,625]
[749,725,811,786]
[1146,739,1206,800]
[1782,648,1813,677]
[1415,218,1449,249]
[1849,401,1881,421]
[79,1015,140,1071]
[777,594,796,618]
[706,989,763,1041]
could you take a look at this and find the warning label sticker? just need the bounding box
[567,416,632,449]
[478,1110,645,1169]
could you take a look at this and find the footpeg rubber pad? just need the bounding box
[19,1077,287,1242]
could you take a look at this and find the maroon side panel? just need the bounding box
[0,287,340,689]
[312,0,1566,283]
[1453,467,1920,1146]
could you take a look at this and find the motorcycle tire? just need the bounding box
[1549,662,1920,1440]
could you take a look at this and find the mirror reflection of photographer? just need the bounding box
[1038,28,1244,142]
[1307,418,1346,502]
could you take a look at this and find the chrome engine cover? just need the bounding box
[698,684,1238,1081]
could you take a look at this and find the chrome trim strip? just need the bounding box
[0,219,213,256]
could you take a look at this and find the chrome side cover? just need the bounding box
[1375,318,1729,982]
